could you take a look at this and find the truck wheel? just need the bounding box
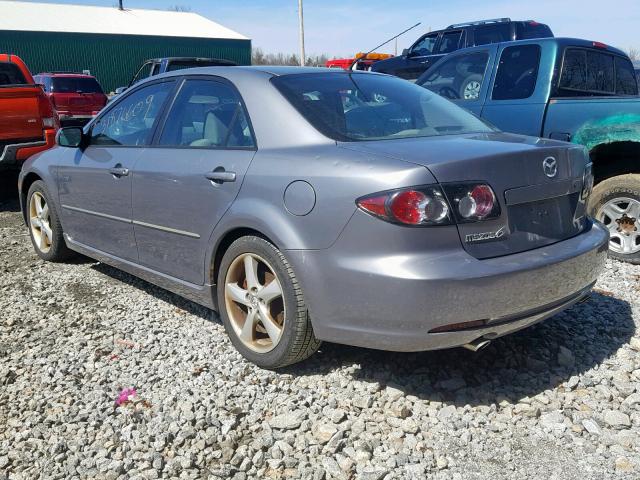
[459,74,483,100]
[589,174,640,264]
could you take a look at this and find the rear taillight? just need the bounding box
[581,163,594,201]
[442,183,501,223]
[37,93,58,130]
[357,186,451,226]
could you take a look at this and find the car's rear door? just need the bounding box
[57,79,175,261]
[131,76,256,285]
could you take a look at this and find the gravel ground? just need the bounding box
[1,180,639,480]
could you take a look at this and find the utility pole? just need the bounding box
[298,0,305,66]
[118,0,123,10]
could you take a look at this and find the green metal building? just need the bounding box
[0,1,251,92]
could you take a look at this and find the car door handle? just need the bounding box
[109,166,129,177]
[204,170,236,184]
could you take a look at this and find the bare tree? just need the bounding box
[628,47,639,62]
[252,47,329,67]
[167,5,192,12]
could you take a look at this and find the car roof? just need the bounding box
[36,72,96,78]
[151,65,349,80]
[440,37,629,58]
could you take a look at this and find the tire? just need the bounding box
[458,74,483,100]
[216,236,321,369]
[26,180,73,262]
[589,174,640,264]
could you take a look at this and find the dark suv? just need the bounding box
[370,18,553,80]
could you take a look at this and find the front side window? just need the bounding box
[473,24,511,46]
[90,81,174,146]
[159,79,255,148]
[411,34,438,56]
[436,31,462,54]
[272,73,493,142]
[615,57,638,95]
[492,45,540,100]
[418,51,490,101]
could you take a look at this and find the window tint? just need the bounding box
[90,82,173,146]
[559,48,627,95]
[436,31,462,54]
[418,51,490,101]
[411,34,438,56]
[474,24,510,45]
[159,79,255,148]
[0,62,27,85]
[492,45,540,100]
[272,73,493,142]
[52,77,103,94]
[514,22,553,40]
[616,57,638,95]
[586,51,614,93]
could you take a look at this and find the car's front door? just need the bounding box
[398,32,440,80]
[57,80,175,261]
[131,77,256,285]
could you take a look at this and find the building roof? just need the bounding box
[0,1,249,40]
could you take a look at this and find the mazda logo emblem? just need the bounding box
[543,157,558,178]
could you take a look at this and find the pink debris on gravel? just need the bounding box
[116,388,137,406]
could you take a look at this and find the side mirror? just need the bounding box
[57,127,84,148]
[114,86,127,95]
[402,48,410,57]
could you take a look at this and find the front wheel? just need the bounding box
[217,236,321,369]
[589,174,640,264]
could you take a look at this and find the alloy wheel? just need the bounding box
[463,81,481,100]
[597,197,640,255]
[224,253,285,353]
[29,192,52,254]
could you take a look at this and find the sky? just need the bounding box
[7,0,640,57]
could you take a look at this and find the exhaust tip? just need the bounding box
[462,338,491,352]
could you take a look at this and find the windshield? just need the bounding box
[272,72,494,142]
[52,77,103,94]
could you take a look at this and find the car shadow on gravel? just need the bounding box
[286,291,635,407]
[0,171,20,211]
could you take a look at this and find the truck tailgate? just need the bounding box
[0,86,44,140]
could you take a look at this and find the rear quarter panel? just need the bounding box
[543,97,640,151]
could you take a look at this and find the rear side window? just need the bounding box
[436,31,462,54]
[473,24,511,45]
[0,62,27,85]
[559,48,635,95]
[616,57,638,95]
[418,51,490,101]
[159,79,255,148]
[492,45,540,100]
[515,22,553,40]
[52,77,103,94]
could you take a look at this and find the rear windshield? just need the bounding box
[515,22,553,40]
[51,77,103,94]
[272,73,493,142]
[0,62,27,85]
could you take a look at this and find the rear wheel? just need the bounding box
[217,236,320,369]
[26,181,73,262]
[589,174,640,264]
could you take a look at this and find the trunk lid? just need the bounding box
[339,132,590,258]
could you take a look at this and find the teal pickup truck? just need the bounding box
[418,38,640,264]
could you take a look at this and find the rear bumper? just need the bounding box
[286,214,609,352]
[0,129,56,168]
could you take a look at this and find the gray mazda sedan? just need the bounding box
[19,67,608,369]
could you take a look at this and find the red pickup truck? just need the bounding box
[0,54,58,170]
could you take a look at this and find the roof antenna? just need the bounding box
[118,0,124,10]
